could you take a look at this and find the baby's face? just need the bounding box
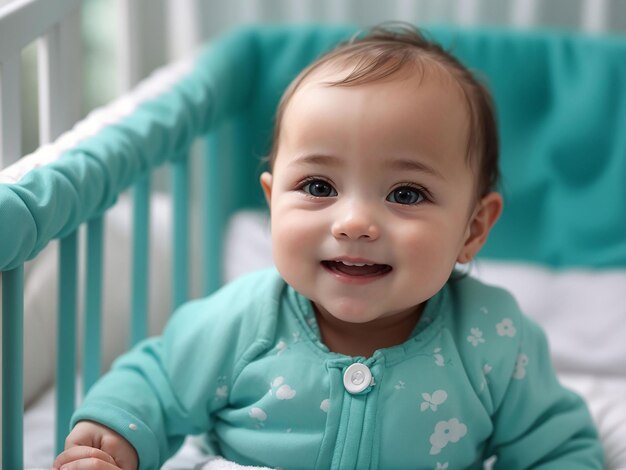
[262,66,483,324]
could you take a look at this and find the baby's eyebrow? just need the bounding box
[389,158,445,180]
[290,153,445,180]
[290,154,342,167]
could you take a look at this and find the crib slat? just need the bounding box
[37,22,63,145]
[511,0,538,27]
[84,216,104,395]
[581,0,608,32]
[56,231,78,454]
[238,0,262,24]
[326,0,350,22]
[131,176,150,346]
[172,157,189,310]
[288,0,313,21]
[203,134,224,296]
[115,0,142,92]
[457,0,480,25]
[37,10,81,147]
[165,0,201,59]
[1,265,24,470]
[0,53,21,169]
[395,0,418,22]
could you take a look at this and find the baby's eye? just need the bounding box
[301,179,337,198]
[386,186,426,205]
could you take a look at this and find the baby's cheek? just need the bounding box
[397,228,457,285]
[270,214,317,280]
[273,214,312,251]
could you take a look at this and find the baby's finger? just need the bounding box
[56,457,122,470]
[54,446,117,469]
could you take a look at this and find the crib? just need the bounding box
[2,1,626,469]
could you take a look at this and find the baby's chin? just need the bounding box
[312,299,408,325]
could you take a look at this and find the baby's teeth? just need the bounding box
[340,261,373,267]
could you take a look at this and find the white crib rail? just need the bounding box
[0,0,81,168]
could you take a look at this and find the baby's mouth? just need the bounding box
[321,260,393,277]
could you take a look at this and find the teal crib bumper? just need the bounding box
[1,24,626,467]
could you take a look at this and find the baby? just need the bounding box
[54,25,603,469]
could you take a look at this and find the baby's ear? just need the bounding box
[457,192,503,264]
[260,172,273,207]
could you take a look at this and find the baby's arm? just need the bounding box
[53,421,138,470]
[486,316,604,468]
[63,271,279,468]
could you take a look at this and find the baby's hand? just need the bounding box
[53,420,138,470]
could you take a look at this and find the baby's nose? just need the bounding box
[331,203,380,241]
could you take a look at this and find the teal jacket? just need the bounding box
[72,269,603,469]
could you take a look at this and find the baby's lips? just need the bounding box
[322,259,392,276]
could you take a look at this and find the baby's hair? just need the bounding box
[267,23,500,198]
